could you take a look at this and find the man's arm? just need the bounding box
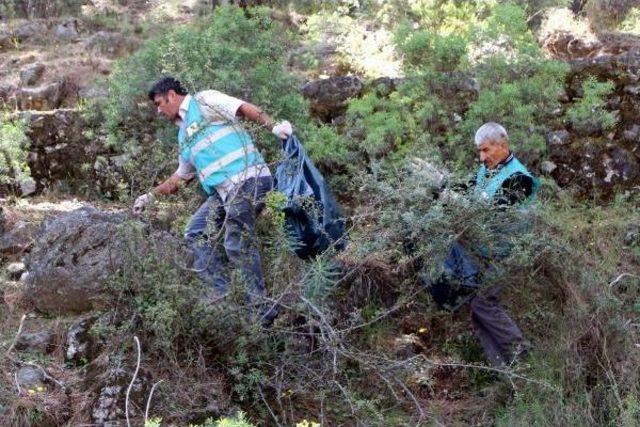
[237,102,275,129]
[152,172,191,196]
[237,102,292,139]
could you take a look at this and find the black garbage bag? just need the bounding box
[425,242,482,311]
[274,134,347,259]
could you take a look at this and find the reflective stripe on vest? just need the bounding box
[178,97,266,195]
[474,156,539,203]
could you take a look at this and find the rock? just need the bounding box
[6,262,26,279]
[624,225,640,246]
[366,77,402,97]
[25,207,185,314]
[394,334,425,359]
[549,136,640,199]
[20,63,45,86]
[16,366,45,390]
[301,75,364,121]
[623,124,640,142]
[0,221,34,258]
[15,329,54,353]
[547,129,571,146]
[540,160,557,174]
[19,176,36,196]
[14,21,47,42]
[0,26,11,49]
[66,316,98,364]
[54,19,78,40]
[624,85,640,96]
[92,385,125,424]
[84,31,140,59]
[89,362,151,425]
[19,81,63,110]
[23,109,97,192]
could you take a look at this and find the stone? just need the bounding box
[15,329,54,353]
[624,226,640,246]
[20,63,45,86]
[623,124,640,142]
[16,366,45,390]
[301,75,364,121]
[84,31,140,59]
[6,262,26,279]
[366,77,402,97]
[540,160,558,174]
[0,221,34,258]
[23,109,96,192]
[66,316,97,364]
[14,21,47,42]
[394,334,425,359]
[0,26,11,49]
[624,85,640,96]
[19,176,36,196]
[92,385,125,424]
[54,20,78,40]
[19,81,63,110]
[547,129,570,146]
[25,207,185,314]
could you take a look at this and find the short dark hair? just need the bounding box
[148,76,188,100]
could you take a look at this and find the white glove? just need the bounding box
[271,120,293,139]
[132,192,155,215]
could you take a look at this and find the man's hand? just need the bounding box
[272,120,293,139]
[132,192,155,216]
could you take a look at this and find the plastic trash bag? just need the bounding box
[274,134,346,259]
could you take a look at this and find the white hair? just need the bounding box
[474,122,508,147]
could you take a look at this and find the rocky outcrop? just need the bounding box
[302,75,364,121]
[20,62,45,86]
[84,31,140,59]
[19,81,64,110]
[23,109,96,192]
[25,207,186,314]
[15,329,55,353]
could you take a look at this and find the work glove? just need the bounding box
[132,192,155,216]
[271,120,293,140]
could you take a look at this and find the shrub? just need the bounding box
[0,113,30,191]
[565,76,617,135]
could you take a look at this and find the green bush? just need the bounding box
[0,113,30,189]
[565,76,617,135]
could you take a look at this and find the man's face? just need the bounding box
[152,90,181,121]
[477,139,509,169]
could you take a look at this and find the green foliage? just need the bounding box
[565,77,617,134]
[0,113,30,187]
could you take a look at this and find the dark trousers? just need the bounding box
[469,286,526,367]
[442,242,527,366]
[184,177,272,304]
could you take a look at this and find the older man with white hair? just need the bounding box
[429,122,538,367]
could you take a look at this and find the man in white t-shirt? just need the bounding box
[132,77,292,325]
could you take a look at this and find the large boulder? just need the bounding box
[25,207,185,314]
[19,81,64,110]
[548,135,640,198]
[14,21,47,43]
[301,75,364,121]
